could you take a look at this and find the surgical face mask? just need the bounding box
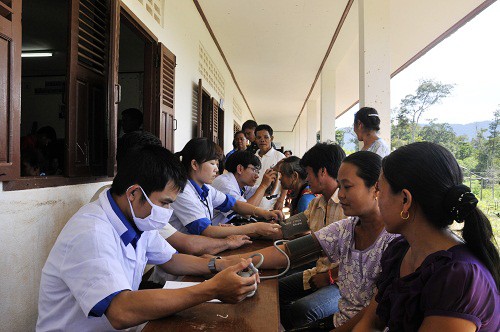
[127,186,173,231]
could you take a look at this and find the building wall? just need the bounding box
[0,1,253,330]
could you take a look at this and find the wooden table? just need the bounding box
[143,240,282,332]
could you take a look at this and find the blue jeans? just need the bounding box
[279,271,341,330]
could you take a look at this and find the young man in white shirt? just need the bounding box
[254,124,287,210]
[212,150,277,225]
[37,145,257,331]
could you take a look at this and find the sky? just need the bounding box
[337,1,500,128]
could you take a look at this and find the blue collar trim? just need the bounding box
[189,179,210,201]
[107,190,142,248]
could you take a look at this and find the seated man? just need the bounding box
[92,131,251,256]
[212,150,277,225]
[37,145,257,331]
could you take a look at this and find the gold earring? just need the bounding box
[400,210,410,220]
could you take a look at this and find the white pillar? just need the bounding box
[294,124,300,157]
[358,0,391,147]
[320,70,336,143]
[307,100,318,150]
[299,112,308,156]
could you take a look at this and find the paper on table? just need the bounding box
[162,281,222,303]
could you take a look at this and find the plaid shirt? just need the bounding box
[302,189,345,289]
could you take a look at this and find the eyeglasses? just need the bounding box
[246,165,260,175]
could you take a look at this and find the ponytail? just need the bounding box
[462,208,500,289]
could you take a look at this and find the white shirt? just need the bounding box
[211,172,251,225]
[168,180,235,234]
[36,189,176,332]
[254,148,285,210]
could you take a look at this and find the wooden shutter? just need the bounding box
[158,43,175,151]
[197,79,203,137]
[66,0,111,177]
[233,121,241,134]
[107,0,119,176]
[211,98,219,144]
[0,0,21,180]
[218,106,224,148]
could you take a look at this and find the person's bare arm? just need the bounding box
[418,316,476,332]
[167,231,251,255]
[335,307,367,332]
[246,169,277,206]
[352,295,385,332]
[225,244,289,269]
[105,260,257,330]
[201,222,281,239]
[273,188,288,210]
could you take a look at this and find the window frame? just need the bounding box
[2,0,176,191]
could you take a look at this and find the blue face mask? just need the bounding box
[127,186,173,231]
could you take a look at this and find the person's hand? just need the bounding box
[260,169,277,188]
[309,272,331,290]
[225,234,252,250]
[210,259,259,303]
[262,209,285,222]
[253,222,281,237]
[273,199,284,211]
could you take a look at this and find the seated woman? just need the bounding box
[279,156,316,216]
[354,142,499,332]
[168,137,284,239]
[228,151,398,331]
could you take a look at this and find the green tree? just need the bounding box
[335,128,345,147]
[395,79,454,142]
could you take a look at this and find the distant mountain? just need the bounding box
[447,121,490,140]
[337,120,492,150]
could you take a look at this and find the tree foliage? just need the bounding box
[394,79,454,143]
[391,80,498,179]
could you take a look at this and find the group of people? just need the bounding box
[35,107,499,331]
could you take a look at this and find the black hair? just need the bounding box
[284,150,293,155]
[242,120,257,131]
[300,143,346,179]
[111,145,187,200]
[255,124,273,136]
[343,151,381,187]
[354,106,381,131]
[21,148,47,176]
[232,131,246,149]
[280,156,306,180]
[234,130,245,138]
[122,108,144,126]
[116,131,162,170]
[37,126,57,141]
[225,150,261,173]
[175,137,223,175]
[382,142,499,288]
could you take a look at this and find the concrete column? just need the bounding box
[294,123,300,157]
[358,0,391,146]
[299,112,308,156]
[320,70,336,143]
[306,100,318,150]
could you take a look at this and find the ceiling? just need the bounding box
[197,0,490,131]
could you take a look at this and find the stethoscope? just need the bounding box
[199,195,213,221]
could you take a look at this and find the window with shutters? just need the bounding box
[158,43,175,151]
[2,0,176,190]
[0,0,21,181]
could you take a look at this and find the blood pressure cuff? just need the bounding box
[280,212,310,240]
[284,234,322,269]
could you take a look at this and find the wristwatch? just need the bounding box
[208,256,222,274]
